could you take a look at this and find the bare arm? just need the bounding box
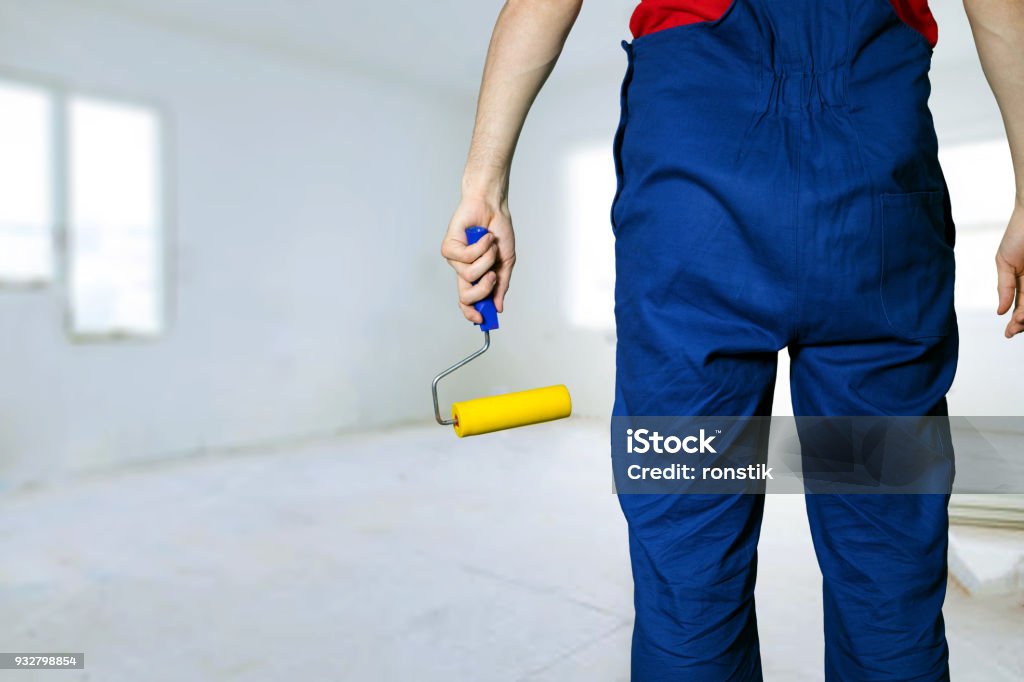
[964,0,1024,337]
[441,0,582,323]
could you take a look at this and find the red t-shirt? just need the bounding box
[630,0,939,48]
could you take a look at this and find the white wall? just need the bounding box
[0,0,1018,486]
[0,0,474,483]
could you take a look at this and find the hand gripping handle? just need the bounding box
[465,226,499,332]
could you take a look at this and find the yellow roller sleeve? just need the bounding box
[452,385,572,438]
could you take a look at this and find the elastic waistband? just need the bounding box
[759,68,847,112]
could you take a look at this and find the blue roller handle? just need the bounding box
[465,226,499,332]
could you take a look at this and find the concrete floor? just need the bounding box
[0,420,1021,681]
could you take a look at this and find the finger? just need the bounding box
[1007,273,1024,338]
[996,256,1016,315]
[493,255,515,313]
[449,243,498,283]
[458,271,497,307]
[456,277,484,323]
[441,232,494,265]
[460,301,483,324]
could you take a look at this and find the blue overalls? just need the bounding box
[611,0,957,679]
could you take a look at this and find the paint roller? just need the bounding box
[432,226,572,437]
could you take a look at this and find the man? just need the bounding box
[440,1,1024,679]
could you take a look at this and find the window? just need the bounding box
[0,79,54,285]
[0,75,166,338]
[67,96,164,337]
